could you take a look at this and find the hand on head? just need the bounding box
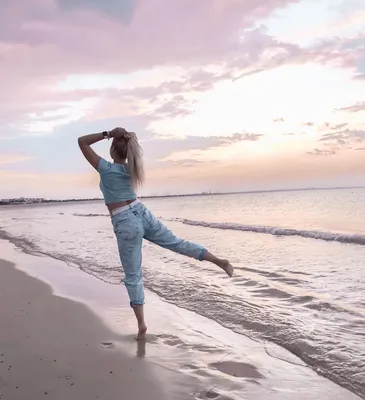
[110,127,138,143]
[110,127,128,139]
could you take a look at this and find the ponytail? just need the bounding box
[125,132,145,188]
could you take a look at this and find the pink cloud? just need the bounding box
[1,0,306,134]
[2,1,363,84]
[1,0,301,74]
[1,0,364,144]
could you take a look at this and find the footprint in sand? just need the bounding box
[210,361,264,380]
[100,342,114,349]
[196,389,234,400]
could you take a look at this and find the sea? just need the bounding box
[0,188,364,399]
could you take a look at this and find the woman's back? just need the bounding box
[98,158,137,205]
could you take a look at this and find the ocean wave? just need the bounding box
[178,218,365,246]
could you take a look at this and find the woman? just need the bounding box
[78,127,234,340]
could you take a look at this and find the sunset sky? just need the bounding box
[1,0,365,199]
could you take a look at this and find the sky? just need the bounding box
[1,0,365,199]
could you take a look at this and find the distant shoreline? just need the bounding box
[1,186,364,206]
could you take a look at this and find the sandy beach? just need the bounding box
[0,258,166,400]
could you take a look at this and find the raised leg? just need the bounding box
[142,209,234,277]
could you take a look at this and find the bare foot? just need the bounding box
[136,324,147,341]
[218,259,234,277]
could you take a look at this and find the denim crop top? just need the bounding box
[97,158,137,204]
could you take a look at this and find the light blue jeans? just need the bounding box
[111,202,207,307]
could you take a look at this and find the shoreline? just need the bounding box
[0,238,362,400]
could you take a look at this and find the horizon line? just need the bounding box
[2,185,364,203]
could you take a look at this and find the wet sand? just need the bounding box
[0,259,165,400]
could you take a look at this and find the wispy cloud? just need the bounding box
[154,95,197,119]
[147,132,264,164]
[320,129,365,143]
[298,34,365,78]
[314,129,365,155]
[354,73,365,80]
[338,101,365,112]
[307,148,336,156]
[0,155,35,165]
[331,123,348,130]
[160,159,205,168]
[225,133,264,142]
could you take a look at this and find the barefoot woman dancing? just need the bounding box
[78,128,234,339]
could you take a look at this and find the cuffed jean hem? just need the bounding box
[198,248,207,261]
[130,301,145,308]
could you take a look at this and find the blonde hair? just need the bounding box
[113,132,145,188]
